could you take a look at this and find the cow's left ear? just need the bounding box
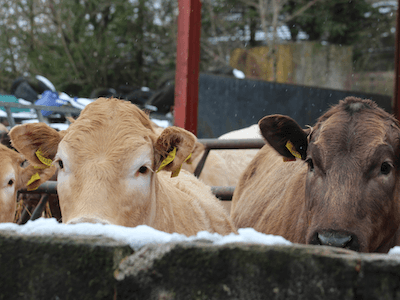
[154,126,196,175]
[259,114,309,161]
[18,164,57,191]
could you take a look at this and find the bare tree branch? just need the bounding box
[283,0,320,23]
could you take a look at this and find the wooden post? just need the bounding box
[393,0,400,119]
[174,0,201,135]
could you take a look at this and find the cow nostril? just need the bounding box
[310,231,359,251]
[318,232,351,247]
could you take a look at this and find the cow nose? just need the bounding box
[311,231,359,251]
[68,217,109,225]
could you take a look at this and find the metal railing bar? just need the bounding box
[20,181,58,194]
[30,194,49,221]
[20,181,235,201]
[4,106,16,127]
[0,101,82,114]
[194,148,210,178]
[197,138,265,150]
[194,138,264,178]
[212,186,235,200]
[33,108,46,123]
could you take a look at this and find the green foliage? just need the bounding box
[285,0,389,45]
[0,0,395,95]
[0,0,178,97]
[280,0,395,71]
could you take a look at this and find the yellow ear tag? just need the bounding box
[157,147,177,172]
[27,172,40,187]
[284,140,301,162]
[171,152,192,178]
[35,149,53,167]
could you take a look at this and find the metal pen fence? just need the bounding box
[0,101,81,127]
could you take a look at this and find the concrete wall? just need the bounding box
[230,42,353,91]
[2,230,400,300]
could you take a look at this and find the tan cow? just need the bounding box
[182,124,261,187]
[232,97,400,253]
[0,143,54,222]
[10,97,236,236]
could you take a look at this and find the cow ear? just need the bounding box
[259,115,309,161]
[154,126,196,175]
[18,164,57,191]
[9,123,62,168]
[185,140,205,165]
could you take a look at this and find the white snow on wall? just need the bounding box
[0,218,291,251]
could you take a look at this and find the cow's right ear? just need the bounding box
[259,114,309,161]
[9,123,63,167]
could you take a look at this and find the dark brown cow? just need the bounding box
[231,97,400,253]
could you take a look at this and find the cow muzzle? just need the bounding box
[309,230,359,251]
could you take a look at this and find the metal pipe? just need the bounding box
[194,138,264,177]
[30,194,50,221]
[34,108,46,123]
[5,107,16,127]
[20,181,58,194]
[18,206,32,225]
[194,148,210,177]
[0,101,82,114]
[211,186,235,200]
[198,138,265,149]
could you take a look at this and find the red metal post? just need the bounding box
[394,0,400,119]
[174,0,201,135]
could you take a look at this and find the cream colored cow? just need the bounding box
[10,98,236,236]
[0,143,54,222]
[182,125,261,187]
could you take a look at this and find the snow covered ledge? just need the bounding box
[1,219,400,299]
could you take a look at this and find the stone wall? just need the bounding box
[2,230,400,300]
[230,42,353,91]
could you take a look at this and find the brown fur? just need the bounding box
[10,98,236,235]
[232,97,400,253]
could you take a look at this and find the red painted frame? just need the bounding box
[394,0,400,119]
[173,0,400,125]
[174,0,202,135]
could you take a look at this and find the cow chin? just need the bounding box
[67,217,111,225]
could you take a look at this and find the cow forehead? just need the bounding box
[312,109,396,150]
[0,163,15,182]
[62,98,157,155]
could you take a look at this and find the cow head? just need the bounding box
[259,97,400,252]
[10,98,196,226]
[0,144,54,223]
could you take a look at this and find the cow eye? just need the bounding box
[7,179,14,186]
[138,166,148,174]
[58,160,64,169]
[380,162,392,175]
[305,158,314,172]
